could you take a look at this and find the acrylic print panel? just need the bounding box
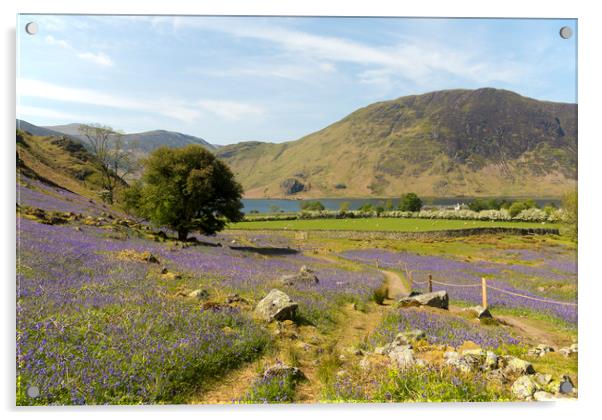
[16,15,577,405]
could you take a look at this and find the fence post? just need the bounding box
[428,274,433,293]
[481,277,488,309]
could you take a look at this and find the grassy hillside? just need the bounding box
[217,88,577,198]
[16,129,122,201]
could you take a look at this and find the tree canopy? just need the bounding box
[125,145,243,240]
[399,193,423,212]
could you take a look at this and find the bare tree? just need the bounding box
[79,124,137,204]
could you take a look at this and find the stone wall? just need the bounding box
[230,227,559,241]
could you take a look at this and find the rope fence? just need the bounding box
[394,261,577,309]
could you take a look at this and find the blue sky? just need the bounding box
[17,15,577,145]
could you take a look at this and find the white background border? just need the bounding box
[2,1,600,419]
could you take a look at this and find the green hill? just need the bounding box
[217,88,577,198]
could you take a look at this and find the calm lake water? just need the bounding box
[241,197,562,213]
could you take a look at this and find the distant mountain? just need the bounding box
[40,123,217,153]
[17,120,76,139]
[217,88,577,198]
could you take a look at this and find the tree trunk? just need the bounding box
[177,229,188,241]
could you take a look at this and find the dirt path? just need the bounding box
[190,360,262,404]
[380,269,409,300]
[494,314,575,347]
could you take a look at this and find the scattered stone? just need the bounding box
[262,361,304,381]
[255,289,298,322]
[444,351,473,373]
[280,265,319,286]
[484,351,499,371]
[398,290,449,310]
[533,391,556,401]
[527,344,555,357]
[388,345,415,368]
[188,289,209,300]
[374,344,393,355]
[462,305,493,319]
[117,249,160,264]
[393,329,426,345]
[511,375,540,399]
[503,356,535,376]
[533,373,553,388]
[226,293,247,304]
[558,344,578,357]
[558,375,574,394]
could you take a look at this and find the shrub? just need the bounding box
[371,285,389,305]
[300,201,325,211]
[399,193,423,212]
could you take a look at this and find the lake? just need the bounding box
[241,197,562,213]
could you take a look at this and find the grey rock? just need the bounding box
[255,289,298,322]
[263,361,304,381]
[503,356,535,376]
[533,391,556,401]
[511,375,540,399]
[558,375,574,394]
[388,345,415,368]
[188,289,209,300]
[280,265,319,286]
[462,305,493,319]
[528,344,555,357]
[533,373,553,387]
[398,290,449,310]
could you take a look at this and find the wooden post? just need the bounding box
[428,274,433,293]
[376,259,380,269]
[481,277,488,309]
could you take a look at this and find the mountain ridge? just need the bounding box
[216,88,577,198]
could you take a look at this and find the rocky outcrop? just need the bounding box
[262,361,305,381]
[255,289,298,322]
[398,290,449,310]
[280,178,306,195]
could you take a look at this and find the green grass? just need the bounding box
[229,217,559,232]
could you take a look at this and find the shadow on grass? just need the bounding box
[229,246,300,256]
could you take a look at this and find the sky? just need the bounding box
[17,15,577,145]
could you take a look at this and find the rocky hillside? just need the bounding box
[217,88,577,198]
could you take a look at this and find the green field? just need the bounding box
[228,217,559,232]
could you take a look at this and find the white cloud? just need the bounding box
[17,78,264,123]
[17,104,90,122]
[77,52,114,67]
[43,33,114,68]
[197,100,264,121]
[44,35,71,49]
[165,18,524,87]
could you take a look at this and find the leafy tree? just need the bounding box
[358,203,374,212]
[399,193,423,212]
[127,145,243,240]
[339,201,351,212]
[468,198,489,212]
[79,124,137,204]
[562,189,577,241]
[508,201,529,218]
[300,201,325,211]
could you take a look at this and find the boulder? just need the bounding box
[280,265,319,286]
[558,375,575,394]
[188,289,209,300]
[255,289,298,322]
[503,356,535,376]
[388,345,415,368]
[558,345,577,357]
[262,361,304,381]
[398,290,449,310]
[511,375,539,399]
[462,305,493,319]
